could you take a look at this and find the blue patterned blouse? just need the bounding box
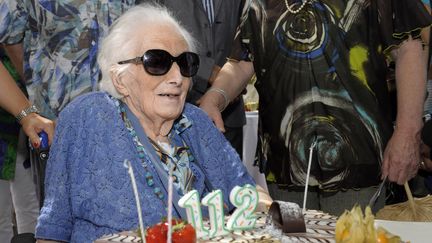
[35,92,255,243]
[0,0,136,119]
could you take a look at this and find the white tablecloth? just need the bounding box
[375,220,432,243]
[242,111,268,191]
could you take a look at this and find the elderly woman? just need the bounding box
[35,3,269,243]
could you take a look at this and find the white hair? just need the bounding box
[98,3,197,98]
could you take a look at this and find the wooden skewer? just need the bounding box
[403,182,417,219]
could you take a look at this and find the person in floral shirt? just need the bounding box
[0,0,139,119]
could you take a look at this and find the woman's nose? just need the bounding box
[166,63,184,85]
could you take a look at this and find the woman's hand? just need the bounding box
[381,127,421,185]
[256,185,273,213]
[0,61,55,146]
[197,91,226,132]
[20,113,55,148]
[198,60,255,132]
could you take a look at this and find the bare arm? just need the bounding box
[3,43,24,79]
[0,61,54,146]
[420,3,432,172]
[199,60,254,131]
[381,37,427,184]
[0,61,29,116]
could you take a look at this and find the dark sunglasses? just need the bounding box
[117,49,199,77]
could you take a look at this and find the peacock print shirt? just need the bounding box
[233,0,432,191]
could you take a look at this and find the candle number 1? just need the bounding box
[178,184,258,238]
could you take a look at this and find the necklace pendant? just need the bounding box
[145,172,154,186]
[154,187,164,199]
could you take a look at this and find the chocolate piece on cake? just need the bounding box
[268,201,306,233]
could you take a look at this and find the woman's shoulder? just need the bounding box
[183,103,212,124]
[182,103,225,141]
[66,91,114,107]
[59,92,116,118]
[56,92,120,130]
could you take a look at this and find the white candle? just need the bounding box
[303,141,317,212]
[178,190,209,238]
[226,184,258,230]
[123,160,146,243]
[201,190,229,237]
[167,165,174,243]
[159,141,175,243]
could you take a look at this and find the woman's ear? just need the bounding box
[110,66,129,97]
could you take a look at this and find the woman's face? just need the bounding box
[120,24,192,124]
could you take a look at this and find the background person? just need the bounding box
[0,0,139,120]
[199,0,431,215]
[0,50,54,242]
[154,0,246,157]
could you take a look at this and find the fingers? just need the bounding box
[42,119,55,145]
[385,158,417,185]
[256,201,271,213]
[27,129,41,148]
[212,113,226,133]
[401,158,420,184]
[381,156,389,180]
[256,186,272,213]
[20,113,55,146]
[199,92,227,132]
[396,170,410,185]
[381,129,422,185]
[200,103,226,132]
[386,157,419,185]
[386,165,400,184]
[381,155,419,185]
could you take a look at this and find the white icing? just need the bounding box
[96,211,337,243]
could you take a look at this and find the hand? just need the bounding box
[20,113,55,148]
[256,185,273,213]
[197,90,226,132]
[381,128,421,185]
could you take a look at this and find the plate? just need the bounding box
[375,220,432,243]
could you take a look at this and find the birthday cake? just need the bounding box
[95,202,338,243]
